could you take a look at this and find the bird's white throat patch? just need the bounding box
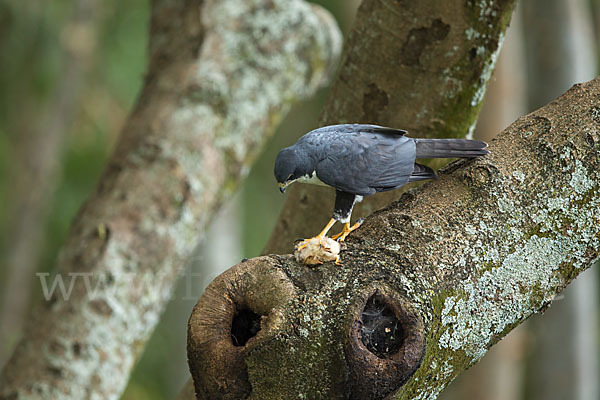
[297,171,328,187]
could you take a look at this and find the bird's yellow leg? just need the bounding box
[296,218,336,250]
[331,219,362,242]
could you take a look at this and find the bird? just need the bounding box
[274,124,489,248]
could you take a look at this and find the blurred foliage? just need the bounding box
[37,0,150,282]
[0,0,149,281]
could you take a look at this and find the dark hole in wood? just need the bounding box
[469,47,477,60]
[360,295,404,357]
[231,308,261,346]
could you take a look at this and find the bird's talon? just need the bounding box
[295,240,310,250]
[332,220,363,243]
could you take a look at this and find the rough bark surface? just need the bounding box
[264,0,517,254]
[188,78,600,399]
[521,1,600,399]
[0,0,341,398]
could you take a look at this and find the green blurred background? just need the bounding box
[0,1,599,399]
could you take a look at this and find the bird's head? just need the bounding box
[274,147,313,193]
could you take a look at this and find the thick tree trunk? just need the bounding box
[0,0,341,398]
[188,76,600,399]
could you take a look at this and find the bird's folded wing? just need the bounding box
[315,130,415,195]
[367,126,408,136]
[407,163,437,182]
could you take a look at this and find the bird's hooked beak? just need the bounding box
[279,182,289,193]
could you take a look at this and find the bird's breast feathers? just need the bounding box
[297,171,329,187]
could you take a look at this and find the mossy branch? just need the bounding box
[0,0,341,398]
[188,78,600,399]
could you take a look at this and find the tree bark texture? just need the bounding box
[438,10,529,399]
[521,1,600,399]
[264,0,517,255]
[188,77,600,399]
[0,0,341,398]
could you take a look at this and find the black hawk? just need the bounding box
[274,124,489,246]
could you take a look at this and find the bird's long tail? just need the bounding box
[414,138,489,158]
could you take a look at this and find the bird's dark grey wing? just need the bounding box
[304,124,407,136]
[315,131,416,195]
[365,126,408,136]
[350,124,408,136]
[408,163,437,182]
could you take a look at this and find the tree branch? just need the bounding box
[188,77,600,398]
[0,0,341,398]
